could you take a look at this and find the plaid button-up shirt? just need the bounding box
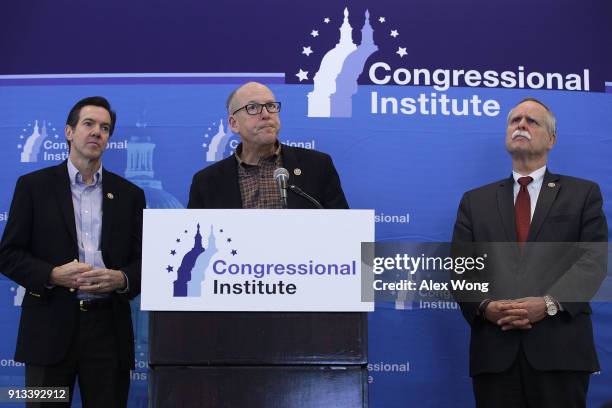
[235,142,284,209]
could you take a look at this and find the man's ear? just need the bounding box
[548,132,557,148]
[228,115,239,133]
[65,124,73,142]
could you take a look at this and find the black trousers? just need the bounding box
[25,306,130,408]
[473,346,590,408]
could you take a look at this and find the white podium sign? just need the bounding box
[141,209,374,312]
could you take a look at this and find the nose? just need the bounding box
[90,124,103,137]
[259,107,271,120]
[517,117,527,129]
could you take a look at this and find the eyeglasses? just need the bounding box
[232,102,281,116]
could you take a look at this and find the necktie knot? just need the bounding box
[518,176,533,187]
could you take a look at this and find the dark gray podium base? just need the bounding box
[149,366,368,408]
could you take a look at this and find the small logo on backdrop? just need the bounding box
[11,286,25,306]
[166,223,236,297]
[202,119,238,162]
[18,120,61,162]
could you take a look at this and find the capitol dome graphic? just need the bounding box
[124,116,184,354]
[173,224,218,297]
[124,120,184,209]
[308,8,379,118]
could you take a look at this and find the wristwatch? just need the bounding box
[543,295,558,316]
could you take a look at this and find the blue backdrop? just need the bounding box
[1,1,611,406]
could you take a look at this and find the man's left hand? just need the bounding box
[77,268,126,293]
[503,297,547,326]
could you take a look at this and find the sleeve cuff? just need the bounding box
[116,271,130,294]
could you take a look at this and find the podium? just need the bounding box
[142,210,374,407]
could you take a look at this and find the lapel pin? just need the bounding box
[547,182,556,188]
[106,193,114,199]
[293,168,302,176]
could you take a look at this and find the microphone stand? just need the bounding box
[288,185,323,209]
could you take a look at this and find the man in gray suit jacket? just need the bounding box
[452,98,607,408]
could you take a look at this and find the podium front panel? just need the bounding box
[150,365,368,408]
[149,311,367,365]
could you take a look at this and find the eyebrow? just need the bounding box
[510,114,539,122]
[80,117,111,126]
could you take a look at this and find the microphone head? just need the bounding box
[273,167,290,181]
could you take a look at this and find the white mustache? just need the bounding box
[512,130,531,140]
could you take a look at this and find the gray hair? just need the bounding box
[226,87,239,115]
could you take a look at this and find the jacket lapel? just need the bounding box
[496,175,517,244]
[53,161,78,249]
[223,156,243,208]
[527,170,560,242]
[281,146,303,209]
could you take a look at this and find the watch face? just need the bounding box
[545,296,558,316]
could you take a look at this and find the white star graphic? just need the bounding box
[390,29,399,38]
[378,16,386,23]
[310,30,319,37]
[396,47,408,58]
[302,46,313,56]
[296,69,309,82]
[323,17,330,23]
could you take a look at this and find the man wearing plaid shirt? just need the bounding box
[188,82,348,210]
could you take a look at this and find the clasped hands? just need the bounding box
[50,260,126,293]
[484,297,548,331]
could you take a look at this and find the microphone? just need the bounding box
[288,184,323,209]
[273,167,289,209]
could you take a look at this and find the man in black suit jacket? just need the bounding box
[452,98,607,408]
[0,96,145,407]
[189,81,348,209]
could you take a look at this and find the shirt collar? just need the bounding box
[512,165,546,186]
[235,141,281,167]
[67,159,103,186]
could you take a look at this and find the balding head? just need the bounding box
[226,82,276,115]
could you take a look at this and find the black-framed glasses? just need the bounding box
[232,102,281,116]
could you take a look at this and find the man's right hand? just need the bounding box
[485,300,532,330]
[49,260,93,289]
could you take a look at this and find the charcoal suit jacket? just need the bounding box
[452,170,607,376]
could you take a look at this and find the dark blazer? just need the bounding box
[188,144,348,209]
[452,170,607,376]
[0,161,145,369]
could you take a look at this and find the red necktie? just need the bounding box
[515,176,533,247]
